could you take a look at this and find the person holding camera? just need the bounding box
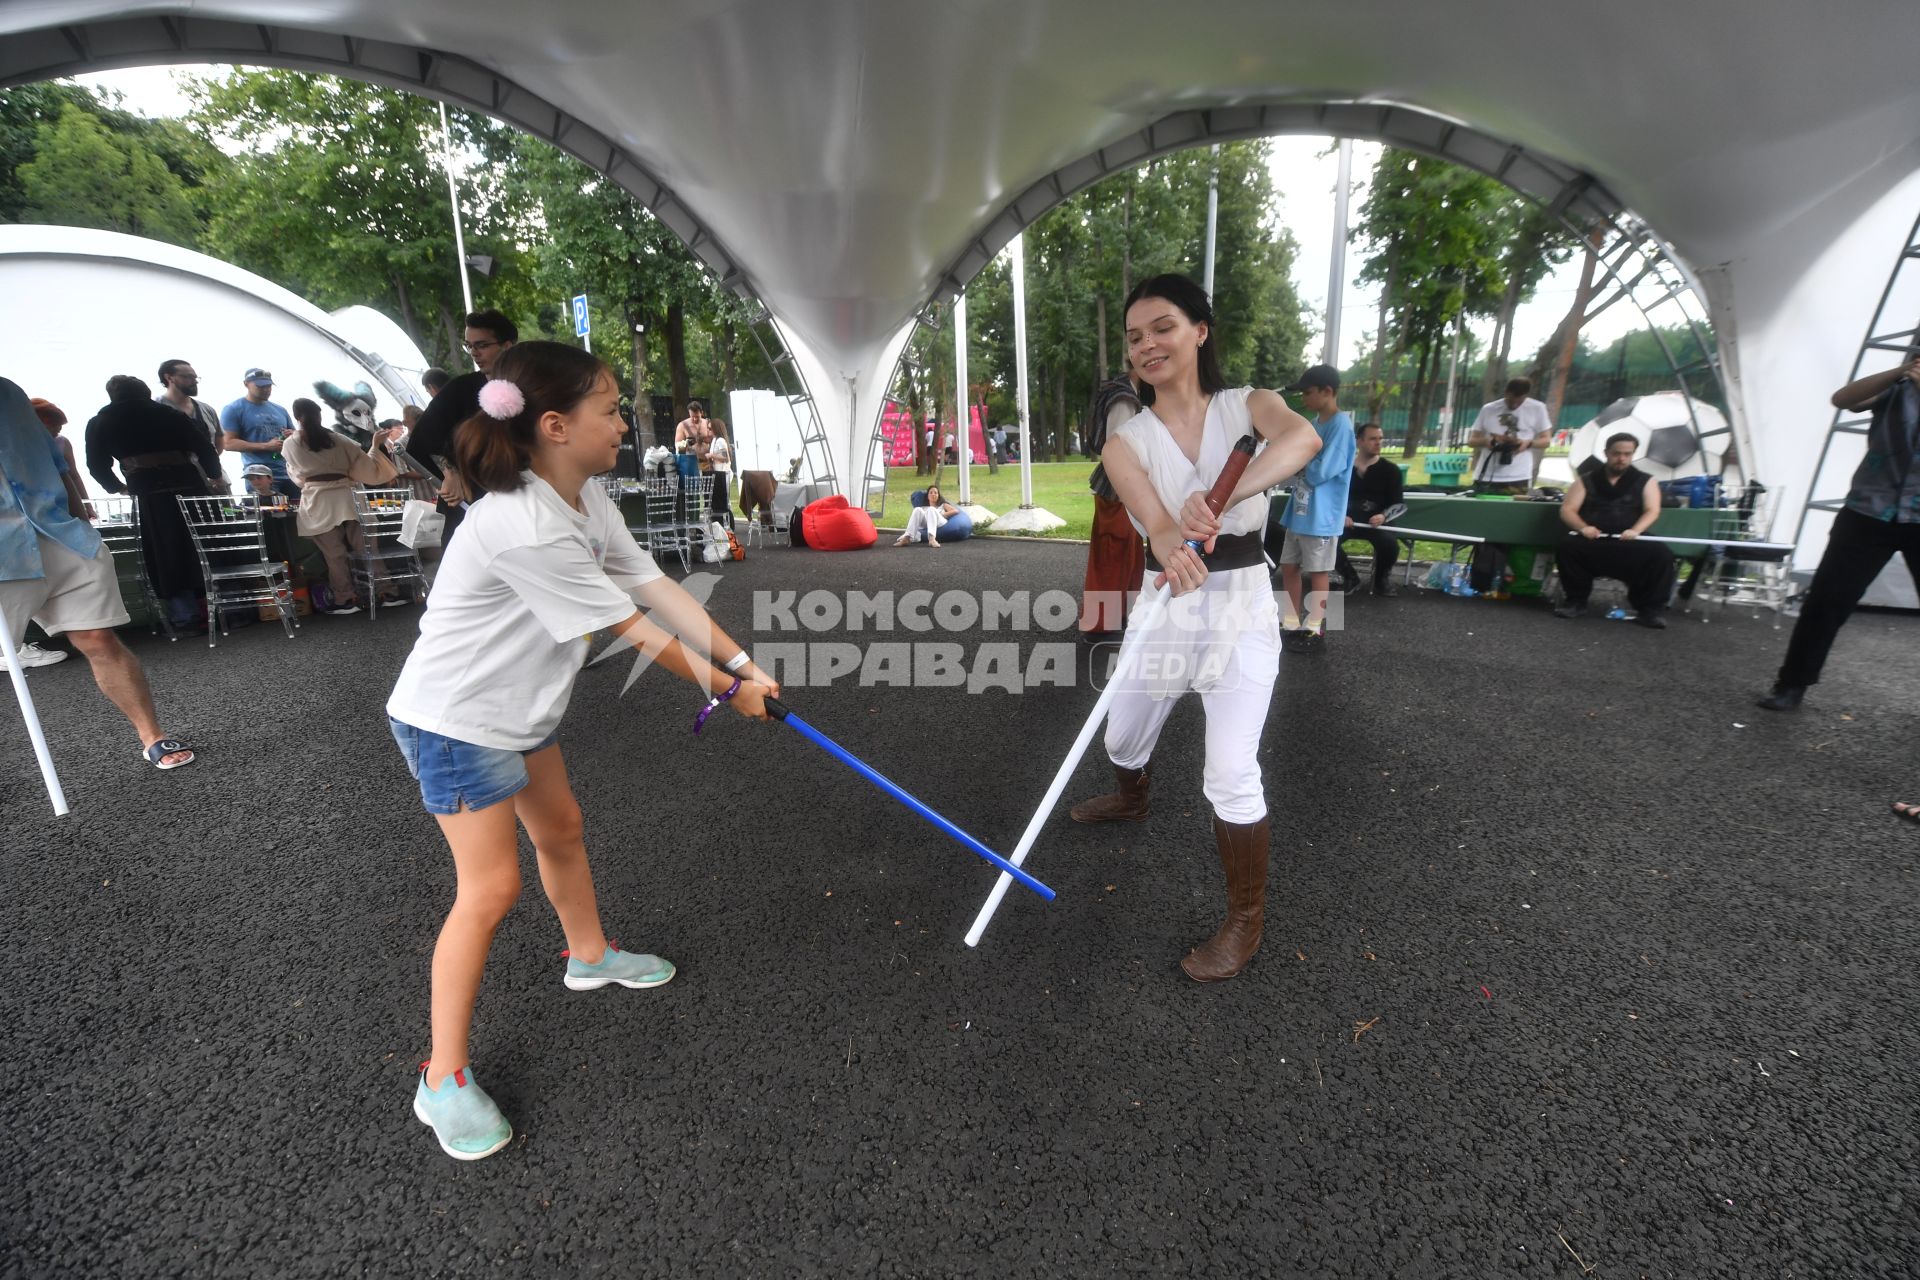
[1468,377,1552,494]
[1465,377,1553,594]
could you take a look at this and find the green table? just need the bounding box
[1392,495,1723,555]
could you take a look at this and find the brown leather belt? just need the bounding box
[122,451,192,471]
[1144,530,1266,573]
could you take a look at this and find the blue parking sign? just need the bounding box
[572,294,590,337]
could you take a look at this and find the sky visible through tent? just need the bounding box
[75,66,1645,378]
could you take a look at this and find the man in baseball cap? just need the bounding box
[220,367,298,500]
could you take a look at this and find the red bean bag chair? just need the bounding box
[796,494,877,550]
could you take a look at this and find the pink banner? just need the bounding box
[878,405,989,466]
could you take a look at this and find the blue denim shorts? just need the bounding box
[387,717,558,815]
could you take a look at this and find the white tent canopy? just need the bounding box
[0,224,430,494]
[4,1,1918,554]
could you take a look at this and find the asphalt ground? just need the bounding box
[2,537,1917,1278]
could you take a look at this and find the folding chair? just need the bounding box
[642,477,690,571]
[350,487,429,620]
[767,485,803,547]
[1684,483,1794,627]
[176,496,298,647]
[680,475,714,563]
[93,496,176,640]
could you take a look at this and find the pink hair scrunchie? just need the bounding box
[476,378,525,420]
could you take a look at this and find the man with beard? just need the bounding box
[154,358,225,464]
[1553,431,1674,628]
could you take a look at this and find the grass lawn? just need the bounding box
[877,457,1531,567]
[879,462,1097,539]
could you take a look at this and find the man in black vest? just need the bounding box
[1553,431,1674,628]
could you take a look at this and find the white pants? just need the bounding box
[1103,618,1279,824]
[904,506,946,542]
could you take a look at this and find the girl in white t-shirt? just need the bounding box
[386,341,778,1161]
[1069,274,1320,984]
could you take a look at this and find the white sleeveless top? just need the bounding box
[1108,386,1280,698]
[1109,386,1269,537]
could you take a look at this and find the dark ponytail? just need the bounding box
[291,397,330,453]
[453,340,609,494]
[1122,273,1227,407]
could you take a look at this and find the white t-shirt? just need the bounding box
[709,435,731,473]
[1470,396,1552,484]
[387,471,663,751]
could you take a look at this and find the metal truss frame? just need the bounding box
[891,100,1736,503]
[1793,208,1920,544]
[3,12,841,488]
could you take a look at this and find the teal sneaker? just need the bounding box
[413,1066,512,1161]
[563,943,676,991]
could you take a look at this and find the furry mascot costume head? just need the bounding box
[314,379,379,448]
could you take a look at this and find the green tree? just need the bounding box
[1354,149,1508,453]
[1,83,102,222]
[932,139,1309,467]
[1479,199,1571,399]
[186,70,532,369]
[16,104,200,246]
[504,134,745,438]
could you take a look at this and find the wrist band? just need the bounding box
[693,678,742,735]
[724,651,751,673]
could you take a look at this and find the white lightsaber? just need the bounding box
[0,622,69,816]
[1571,531,1796,551]
[964,580,1174,947]
[1375,525,1486,544]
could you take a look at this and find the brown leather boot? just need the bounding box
[1069,763,1150,823]
[1181,816,1270,982]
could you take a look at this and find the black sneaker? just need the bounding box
[1553,600,1589,619]
[1756,685,1805,712]
[1371,581,1399,598]
[1630,611,1668,630]
[1284,628,1325,654]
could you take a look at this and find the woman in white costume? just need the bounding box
[1069,273,1321,982]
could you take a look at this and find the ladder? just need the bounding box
[1795,207,1920,547]
[746,310,837,496]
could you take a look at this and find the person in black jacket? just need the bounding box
[1334,421,1406,596]
[85,375,224,632]
[404,310,519,539]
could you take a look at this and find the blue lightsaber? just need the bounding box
[764,697,1055,901]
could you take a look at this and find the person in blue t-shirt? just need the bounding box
[1274,364,1356,652]
[220,367,298,500]
[0,377,196,769]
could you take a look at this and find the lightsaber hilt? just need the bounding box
[1180,433,1259,555]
